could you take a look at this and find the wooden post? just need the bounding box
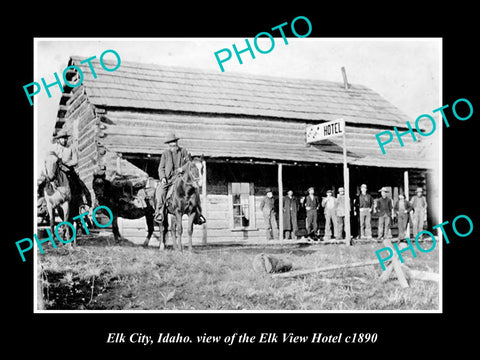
[343,129,351,245]
[278,163,284,242]
[272,259,379,279]
[202,160,207,245]
[37,265,44,310]
[381,239,409,288]
[404,170,410,238]
[116,153,122,175]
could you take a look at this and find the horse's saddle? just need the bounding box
[111,173,149,208]
[163,174,185,206]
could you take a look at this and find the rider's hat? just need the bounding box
[53,128,70,139]
[164,132,180,144]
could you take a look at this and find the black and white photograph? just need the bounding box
[6,8,480,355]
[33,38,442,312]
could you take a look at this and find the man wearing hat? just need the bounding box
[50,128,79,198]
[393,193,412,240]
[303,187,320,237]
[52,128,78,170]
[321,189,337,240]
[335,187,350,240]
[358,184,374,240]
[260,188,278,240]
[283,189,299,239]
[375,187,394,240]
[44,128,92,213]
[410,187,428,238]
[155,132,193,222]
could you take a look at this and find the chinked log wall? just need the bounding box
[58,85,100,194]
[96,110,425,168]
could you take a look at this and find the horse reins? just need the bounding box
[181,162,201,188]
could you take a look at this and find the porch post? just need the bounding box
[343,131,351,245]
[202,159,207,245]
[404,170,410,239]
[278,163,284,242]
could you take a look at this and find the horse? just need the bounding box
[42,152,74,244]
[92,172,157,244]
[148,157,204,251]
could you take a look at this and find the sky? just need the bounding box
[35,38,441,175]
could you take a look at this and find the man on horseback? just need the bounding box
[52,128,78,172]
[49,128,91,209]
[154,132,206,224]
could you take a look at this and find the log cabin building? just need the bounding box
[53,56,439,243]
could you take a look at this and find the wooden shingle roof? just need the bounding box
[66,56,436,169]
[69,56,409,127]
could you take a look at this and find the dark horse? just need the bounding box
[92,172,157,244]
[145,157,204,251]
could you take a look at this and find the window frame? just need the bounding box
[227,182,257,231]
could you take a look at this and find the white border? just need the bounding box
[33,37,443,314]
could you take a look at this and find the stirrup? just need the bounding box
[154,209,164,222]
[195,215,206,225]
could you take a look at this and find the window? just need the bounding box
[228,182,256,230]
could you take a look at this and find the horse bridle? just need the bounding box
[182,161,201,187]
[44,154,59,182]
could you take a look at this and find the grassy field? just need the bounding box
[37,236,439,311]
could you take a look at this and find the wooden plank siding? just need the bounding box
[98,109,432,169]
[118,194,270,243]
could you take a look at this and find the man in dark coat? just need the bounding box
[283,189,298,239]
[260,188,278,240]
[351,189,360,239]
[375,187,393,240]
[358,183,374,239]
[155,132,191,222]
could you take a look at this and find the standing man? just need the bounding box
[393,193,412,240]
[410,187,428,238]
[358,184,374,240]
[375,187,394,240]
[335,187,350,240]
[260,188,278,240]
[303,187,320,237]
[283,189,299,240]
[351,189,360,239]
[155,132,205,224]
[322,189,337,240]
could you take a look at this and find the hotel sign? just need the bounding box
[306,119,345,144]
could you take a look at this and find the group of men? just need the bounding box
[260,184,428,242]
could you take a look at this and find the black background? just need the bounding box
[5,5,479,356]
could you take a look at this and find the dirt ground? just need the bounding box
[37,235,440,311]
